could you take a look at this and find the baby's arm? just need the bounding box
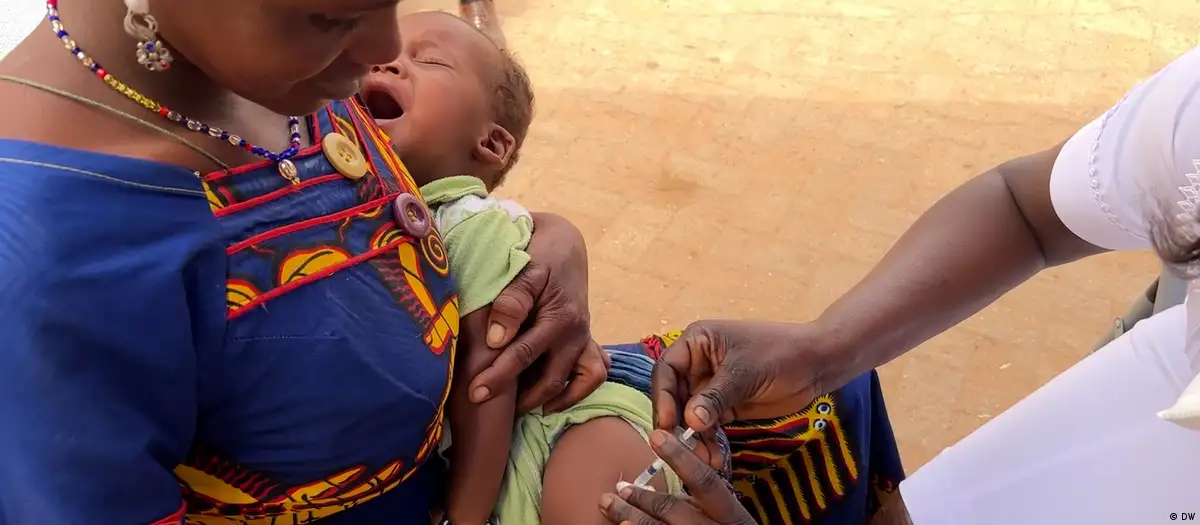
[444,307,515,525]
[422,179,534,525]
[539,417,671,525]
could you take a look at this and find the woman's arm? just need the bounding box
[0,159,215,523]
[0,240,197,523]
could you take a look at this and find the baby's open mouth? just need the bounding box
[362,85,404,122]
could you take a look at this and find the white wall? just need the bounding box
[1,0,44,61]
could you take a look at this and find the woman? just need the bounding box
[0,1,607,523]
[602,41,1200,525]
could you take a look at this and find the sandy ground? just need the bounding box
[404,0,1186,468]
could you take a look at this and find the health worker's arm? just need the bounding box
[815,45,1200,387]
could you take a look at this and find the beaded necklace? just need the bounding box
[44,0,304,183]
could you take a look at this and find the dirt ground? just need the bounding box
[401,0,1190,469]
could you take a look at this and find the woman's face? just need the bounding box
[152,0,404,115]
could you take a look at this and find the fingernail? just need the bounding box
[471,386,490,402]
[620,486,635,498]
[600,494,616,509]
[486,323,506,346]
[693,405,712,425]
[615,481,632,493]
[650,429,668,447]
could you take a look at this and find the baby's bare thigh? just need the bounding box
[540,417,667,525]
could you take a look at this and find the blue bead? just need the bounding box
[70,47,79,54]
[55,30,66,38]
[145,43,154,51]
[89,64,98,71]
[49,16,58,21]
[219,131,230,140]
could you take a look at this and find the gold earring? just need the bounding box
[123,0,173,72]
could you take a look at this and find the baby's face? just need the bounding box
[360,11,500,184]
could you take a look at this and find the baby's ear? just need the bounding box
[473,123,516,170]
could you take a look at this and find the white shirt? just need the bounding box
[1049,44,1200,422]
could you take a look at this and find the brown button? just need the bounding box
[393,193,432,238]
[322,132,367,180]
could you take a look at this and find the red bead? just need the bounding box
[94,68,106,78]
[242,144,252,151]
[160,61,170,70]
[46,0,57,7]
[158,107,169,116]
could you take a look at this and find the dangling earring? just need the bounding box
[123,0,173,72]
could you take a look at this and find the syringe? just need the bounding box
[631,428,697,488]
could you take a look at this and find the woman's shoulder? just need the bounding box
[0,138,222,280]
[0,138,207,197]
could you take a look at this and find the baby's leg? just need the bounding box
[539,417,668,525]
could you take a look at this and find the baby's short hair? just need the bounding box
[489,47,534,186]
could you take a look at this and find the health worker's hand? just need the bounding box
[599,429,755,525]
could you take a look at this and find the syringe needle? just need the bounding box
[632,428,699,488]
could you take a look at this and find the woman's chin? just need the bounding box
[256,95,336,119]
[250,82,363,117]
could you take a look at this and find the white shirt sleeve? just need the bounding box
[1050,45,1200,252]
[0,0,41,61]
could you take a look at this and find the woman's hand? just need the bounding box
[468,212,608,413]
[598,429,755,525]
[651,320,840,435]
